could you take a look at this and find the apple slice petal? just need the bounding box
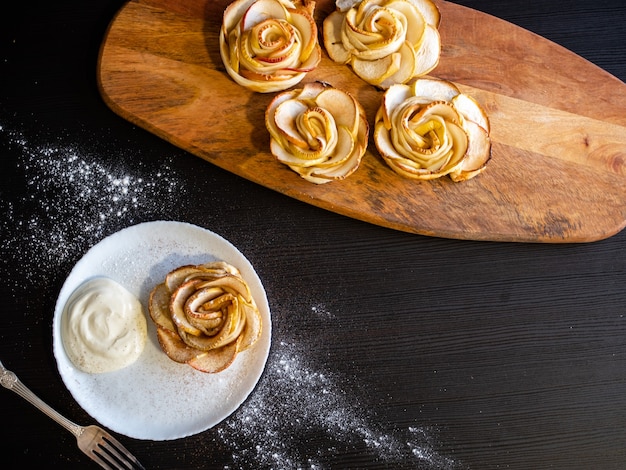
[198,261,241,277]
[308,115,370,181]
[450,120,492,182]
[266,89,299,141]
[274,99,310,148]
[170,280,204,336]
[352,52,401,86]
[222,0,258,32]
[413,23,440,76]
[156,327,203,364]
[288,7,318,60]
[187,337,242,374]
[406,0,441,27]
[271,139,328,167]
[381,83,413,128]
[379,40,417,89]
[200,273,254,304]
[384,0,426,46]
[314,125,356,168]
[322,10,352,64]
[165,264,204,292]
[375,120,409,161]
[412,77,460,102]
[295,42,322,71]
[148,282,176,332]
[452,92,491,133]
[239,302,263,351]
[308,133,365,180]
[315,87,359,133]
[241,0,288,31]
[412,100,463,127]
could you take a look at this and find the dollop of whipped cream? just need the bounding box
[61,277,147,374]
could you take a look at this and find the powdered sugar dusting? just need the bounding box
[1,123,186,298]
[217,339,459,469]
[311,302,335,319]
[1,121,459,467]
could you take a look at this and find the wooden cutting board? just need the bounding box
[97,0,626,242]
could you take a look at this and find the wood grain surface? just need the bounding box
[97,0,626,242]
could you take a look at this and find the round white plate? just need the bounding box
[52,221,272,440]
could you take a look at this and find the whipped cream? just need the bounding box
[62,277,147,373]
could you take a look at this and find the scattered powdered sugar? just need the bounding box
[216,339,460,469]
[1,121,459,468]
[310,302,335,319]
[0,122,187,300]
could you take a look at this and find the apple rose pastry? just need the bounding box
[148,261,262,373]
[265,81,369,184]
[374,78,492,181]
[323,0,441,88]
[219,0,322,93]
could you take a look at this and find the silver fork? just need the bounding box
[0,360,145,469]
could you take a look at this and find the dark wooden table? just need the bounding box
[1,1,625,468]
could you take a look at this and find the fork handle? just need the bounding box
[0,360,83,438]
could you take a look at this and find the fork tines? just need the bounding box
[92,432,146,470]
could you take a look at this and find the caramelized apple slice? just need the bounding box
[449,120,492,181]
[407,0,441,27]
[169,279,205,336]
[322,10,352,64]
[315,87,360,135]
[452,92,491,133]
[240,0,289,30]
[412,23,440,77]
[188,337,242,373]
[412,77,460,102]
[148,282,176,332]
[156,327,203,364]
[165,265,204,292]
[379,41,417,89]
[239,302,263,351]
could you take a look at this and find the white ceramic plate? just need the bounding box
[52,221,272,440]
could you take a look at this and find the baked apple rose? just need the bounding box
[148,261,262,373]
[219,0,322,93]
[265,81,369,184]
[323,0,441,88]
[374,78,492,181]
